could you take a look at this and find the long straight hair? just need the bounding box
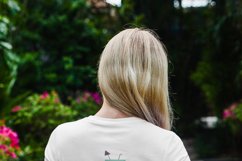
[98,28,173,130]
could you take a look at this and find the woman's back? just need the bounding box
[45,28,191,161]
[45,116,189,161]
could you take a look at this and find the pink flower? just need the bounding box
[75,97,81,103]
[0,145,8,152]
[91,92,102,105]
[7,151,17,158]
[0,126,20,148]
[0,126,20,158]
[40,91,49,99]
[229,103,237,111]
[11,106,22,112]
[54,98,60,103]
[223,109,233,119]
[223,102,238,119]
[0,145,17,158]
[82,91,91,102]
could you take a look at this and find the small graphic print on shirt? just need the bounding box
[104,150,126,161]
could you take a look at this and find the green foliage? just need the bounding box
[191,13,242,115]
[69,91,101,118]
[8,0,143,98]
[6,91,75,161]
[1,0,144,105]
[0,15,19,95]
[189,3,242,156]
[0,0,23,113]
[11,0,101,95]
[5,90,101,161]
[189,1,242,118]
[223,102,242,136]
[234,103,242,122]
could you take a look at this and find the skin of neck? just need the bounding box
[95,98,129,119]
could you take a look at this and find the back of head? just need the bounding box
[98,28,173,130]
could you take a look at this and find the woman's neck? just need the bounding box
[95,99,129,119]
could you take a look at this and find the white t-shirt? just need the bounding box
[45,115,190,161]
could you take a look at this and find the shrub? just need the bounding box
[5,90,101,160]
[0,121,21,160]
[6,91,76,161]
[0,0,23,114]
[69,91,101,119]
[222,100,242,157]
[223,101,242,135]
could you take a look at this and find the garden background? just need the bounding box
[0,0,242,160]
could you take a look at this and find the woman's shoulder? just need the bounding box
[51,117,90,137]
[140,120,178,138]
[142,123,189,160]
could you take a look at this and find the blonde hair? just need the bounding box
[98,28,173,130]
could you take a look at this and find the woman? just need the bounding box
[45,28,190,161]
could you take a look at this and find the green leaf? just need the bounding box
[0,41,12,50]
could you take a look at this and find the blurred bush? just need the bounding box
[69,91,102,118]
[223,102,242,133]
[0,120,22,161]
[222,101,242,156]
[5,90,101,161]
[6,91,75,160]
[1,0,143,112]
[191,13,242,116]
[0,0,24,114]
[7,0,143,99]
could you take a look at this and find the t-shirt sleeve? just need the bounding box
[44,126,60,161]
[165,132,191,161]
